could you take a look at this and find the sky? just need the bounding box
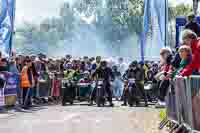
[15,0,193,25]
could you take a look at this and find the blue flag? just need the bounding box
[0,0,15,57]
[142,0,168,60]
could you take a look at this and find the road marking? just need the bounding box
[45,113,81,124]
[0,114,11,119]
[63,113,81,121]
[95,120,101,123]
[72,119,81,123]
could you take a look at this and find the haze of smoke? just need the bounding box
[16,0,142,59]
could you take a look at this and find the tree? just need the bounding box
[127,0,144,35]
[128,0,144,16]
[168,3,193,47]
[193,0,199,14]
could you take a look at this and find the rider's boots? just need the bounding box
[109,102,114,107]
[88,100,94,106]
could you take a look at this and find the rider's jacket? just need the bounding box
[92,67,114,81]
[123,67,144,82]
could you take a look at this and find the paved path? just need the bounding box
[0,103,167,133]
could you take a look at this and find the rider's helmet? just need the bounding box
[112,65,118,72]
[96,56,101,63]
[100,61,107,68]
[130,61,138,67]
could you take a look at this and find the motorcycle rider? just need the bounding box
[122,61,148,107]
[89,61,114,107]
[122,61,137,106]
[137,61,148,106]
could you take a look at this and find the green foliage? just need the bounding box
[128,0,144,16]
[168,4,193,22]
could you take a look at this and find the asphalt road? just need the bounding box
[0,102,167,133]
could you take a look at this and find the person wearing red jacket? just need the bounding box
[156,48,173,107]
[180,29,200,76]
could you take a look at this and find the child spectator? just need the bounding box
[180,29,200,76]
[172,45,192,78]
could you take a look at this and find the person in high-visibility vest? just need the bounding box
[21,59,34,109]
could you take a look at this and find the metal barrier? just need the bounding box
[166,76,200,132]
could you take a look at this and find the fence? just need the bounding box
[0,70,93,108]
[166,76,200,132]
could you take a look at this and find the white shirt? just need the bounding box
[116,62,127,76]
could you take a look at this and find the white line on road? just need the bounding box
[20,113,82,125]
[95,120,101,123]
[63,113,81,121]
[46,113,81,124]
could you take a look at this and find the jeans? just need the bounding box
[112,78,123,98]
[158,80,170,102]
[22,88,32,107]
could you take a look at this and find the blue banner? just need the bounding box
[143,0,168,59]
[0,0,15,57]
[0,72,19,96]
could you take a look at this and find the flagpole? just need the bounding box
[165,0,168,47]
[9,0,16,57]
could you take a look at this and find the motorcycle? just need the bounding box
[61,79,76,106]
[127,78,138,107]
[144,81,157,103]
[77,78,92,102]
[96,79,106,107]
[122,78,141,107]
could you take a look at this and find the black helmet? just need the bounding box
[131,61,138,66]
[100,61,107,67]
[66,54,72,59]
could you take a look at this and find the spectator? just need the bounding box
[172,45,192,78]
[180,29,200,76]
[0,58,9,72]
[185,13,200,37]
[9,58,19,73]
[31,61,39,100]
[156,48,173,107]
[20,59,34,109]
[171,47,182,69]
[0,52,2,60]
[144,61,149,80]
[16,57,23,72]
